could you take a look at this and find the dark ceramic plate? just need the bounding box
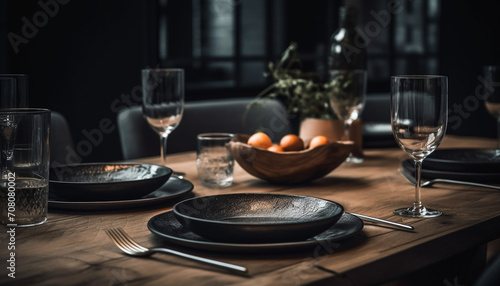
[172,193,344,243]
[402,160,500,183]
[148,211,363,253]
[49,163,172,201]
[425,148,500,172]
[49,177,193,210]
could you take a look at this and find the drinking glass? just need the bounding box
[0,108,50,227]
[391,75,448,218]
[197,133,234,188]
[329,69,367,163]
[483,66,500,148]
[141,68,184,165]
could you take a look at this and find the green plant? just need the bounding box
[246,42,336,120]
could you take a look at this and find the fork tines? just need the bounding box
[106,228,148,255]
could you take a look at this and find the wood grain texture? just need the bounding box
[0,135,499,286]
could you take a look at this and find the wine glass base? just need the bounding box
[393,206,442,218]
[346,154,364,164]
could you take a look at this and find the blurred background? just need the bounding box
[1,0,500,162]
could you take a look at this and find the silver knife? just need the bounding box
[349,212,414,230]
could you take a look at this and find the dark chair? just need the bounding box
[474,255,500,286]
[362,93,396,148]
[50,111,76,166]
[117,97,293,160]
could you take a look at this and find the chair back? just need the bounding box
[50,111,76,166]
[117,98,293,160]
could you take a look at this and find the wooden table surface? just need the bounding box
[1,135,500,286]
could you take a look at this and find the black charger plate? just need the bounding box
[147,211,363,253]
[49,177,193,210]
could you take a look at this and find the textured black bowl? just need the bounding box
[49,163,172,201]
[173,193,344,243]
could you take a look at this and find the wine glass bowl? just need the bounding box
[141,69,184,165]
[391,75,448,218]
[329,69,367,163]
[483,65,500,148]
[143,105,183,135]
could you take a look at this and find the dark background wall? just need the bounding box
[440,0,500,138]
[1,0,500,162]
[2,0,153,162]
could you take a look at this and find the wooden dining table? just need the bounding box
[1,135,500,286]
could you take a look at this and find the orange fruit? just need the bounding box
[279,134,304,151]
[247,132,273,149]
[267,145,284,152]
[309,135,330,149]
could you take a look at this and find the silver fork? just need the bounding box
[399,168,500,190]
[105,228,247,273]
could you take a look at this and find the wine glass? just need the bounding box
[391,75,448,218]
[483,66,500,148]
[329,69,367,163]
[141,68,184,166]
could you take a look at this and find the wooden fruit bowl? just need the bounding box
[229,134,354,184]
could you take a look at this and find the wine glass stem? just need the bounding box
[413,159,424,210]
[160,134,168,166]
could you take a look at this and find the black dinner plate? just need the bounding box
[49,163,172,201]
[402,160,500,183]
[172,193,344,243]
[147,211,363,253]
[425,148,500,173]
[48,177,193,210]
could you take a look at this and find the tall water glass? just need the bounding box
[0,108,50,227]
[142,69,184,165]
[391,75,448,218]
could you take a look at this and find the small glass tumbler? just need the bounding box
[197,133,235,188]
[0,108,50,227]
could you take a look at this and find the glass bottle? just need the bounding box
[328,5,366,70]
[328,5,367,162]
